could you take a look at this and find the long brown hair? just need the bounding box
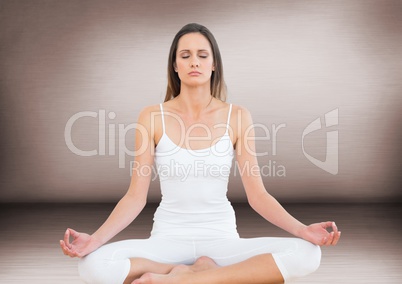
[164,23,227,102]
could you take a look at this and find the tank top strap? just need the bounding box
[225,103,232,133]
[159,103,165,134]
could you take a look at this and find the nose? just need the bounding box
[190,60,199,68]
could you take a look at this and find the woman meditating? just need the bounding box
[60,23,341,284]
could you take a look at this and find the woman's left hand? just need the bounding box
[299,221,341,246]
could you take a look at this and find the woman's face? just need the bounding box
[175,32,215,88]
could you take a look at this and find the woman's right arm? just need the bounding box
[60,106,156,257]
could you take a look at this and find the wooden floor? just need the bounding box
[1,203,401,283]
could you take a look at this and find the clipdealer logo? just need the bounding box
[64,108,339,175]
[64,109,138,168]
[302,108,339,175]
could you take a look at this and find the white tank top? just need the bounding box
[151,103,239,239]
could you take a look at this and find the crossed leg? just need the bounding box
[123,258,175,284]
[124,256,222,284]
[79,237,319,283]
[131,253,284,284]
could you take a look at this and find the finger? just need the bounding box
[321,221,333,229]
[321,236,327,246]
[325,232,335,245]
[60,240,71,255]
[60,239,76,256]
[64,229,71,248]
[332,222,338,232]
[60,240,72,255]
[69,228,80,239]
[60,240,67,254]
[321,231,331,245]
[331,231,341,245]
[329,222,340,245]
[321,232,333,246]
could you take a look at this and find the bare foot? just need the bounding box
[131,257,217,284]
[132,265,191,284]
[190,256,219,272]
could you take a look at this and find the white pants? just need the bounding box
[78,236,321,284]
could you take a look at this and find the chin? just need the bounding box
[183,79,210,87]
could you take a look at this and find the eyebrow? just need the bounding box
[178,49,209,53]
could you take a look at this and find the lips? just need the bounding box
[188,71,201,76]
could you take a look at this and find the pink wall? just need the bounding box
[1,0,401,202]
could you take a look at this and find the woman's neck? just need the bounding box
[176,85,213,118]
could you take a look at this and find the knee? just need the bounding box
[295,240,321,277]
[78,253,130,284]
[277,238,321,281]
[78,254,106,284]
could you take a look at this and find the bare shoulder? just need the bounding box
[230,104,250,114]
[138,104,161,115]
[227,104,253,148]
[229,103,253,124]
[137,104,162,123]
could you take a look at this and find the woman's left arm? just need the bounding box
[234,106,341,246]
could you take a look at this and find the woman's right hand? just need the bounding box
[60,228,102,258]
